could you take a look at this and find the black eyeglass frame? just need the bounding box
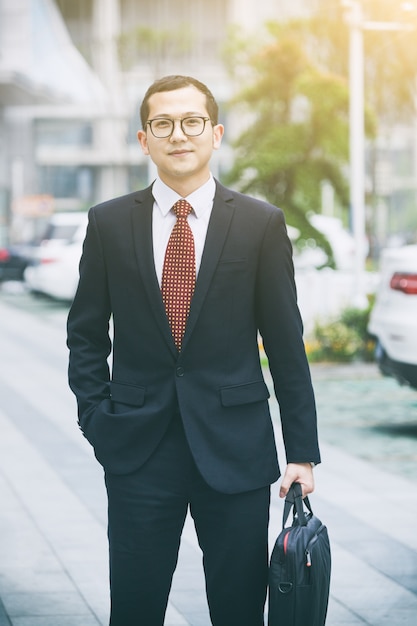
[146,116,212,138]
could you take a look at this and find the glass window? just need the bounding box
[128,164,149,191]
[55,0,94,63]
[391,147,414,177]
[35,120,93,146]
[42,223,80,241]
[38,166,94,201]
[119,0,228,69]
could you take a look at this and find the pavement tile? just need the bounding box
[11,615,100,626]
[0,599,11,626]
[1,592,92,618]
[325,599,369,626]
[0,570,73,596]
[366,614,417,626]
[165,603,189,626]
[329,544,417,622]
[169,591,208,614]
[1,297,417,626]
[177,614,212,626]
[0,408,109,625]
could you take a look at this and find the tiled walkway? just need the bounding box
[1,295,417,625]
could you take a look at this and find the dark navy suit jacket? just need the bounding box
[67,180,320,494]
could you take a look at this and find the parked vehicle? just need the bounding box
[0,245,30,281]
[291,214,362,271]
[368,245,417,389]
[24,212,88,300]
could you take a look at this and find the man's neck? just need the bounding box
[158,173,212,198]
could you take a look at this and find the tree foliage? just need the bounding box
[279,0,417,124]
[223,1,417,265]
[223,29,364,266]
[118,25,193,73]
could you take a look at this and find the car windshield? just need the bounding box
[42,224,80,242]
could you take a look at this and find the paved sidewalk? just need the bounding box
[0,295,417,625]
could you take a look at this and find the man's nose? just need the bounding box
[170,120,187,141]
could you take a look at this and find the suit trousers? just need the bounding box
[104,411,270,626]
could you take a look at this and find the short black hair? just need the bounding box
[140,75,219,128]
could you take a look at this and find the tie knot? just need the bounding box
[173,199,193,219]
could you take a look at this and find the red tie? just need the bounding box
[161,199,196,351]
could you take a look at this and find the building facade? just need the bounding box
[0,0,318,242]
[1,0,415,249]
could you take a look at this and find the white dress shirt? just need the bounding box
[151,175,216,286]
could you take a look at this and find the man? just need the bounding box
[67,75,320,626]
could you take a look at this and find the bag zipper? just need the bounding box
[305,523,326,567]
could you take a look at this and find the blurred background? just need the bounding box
[1,0,417,372]
[1,0,416,244]
[1,5,417,624]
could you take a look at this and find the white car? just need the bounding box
[291,214,361,271]
[368,245,417,389]
[24,212,88,300]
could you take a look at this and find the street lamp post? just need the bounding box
[346,1,366,307]
[342,1,415,307]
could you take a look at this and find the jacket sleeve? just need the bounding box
[66,207,112,429]
[256,208,321,465]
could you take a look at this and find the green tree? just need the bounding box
[224,30,374,267]
[275,1,417,124]
[224,1,417,263]
[277,1,417,247]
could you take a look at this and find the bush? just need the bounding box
[307,303,376,363]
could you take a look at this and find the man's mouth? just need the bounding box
[170,149,191,157]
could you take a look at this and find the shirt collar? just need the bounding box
[152,175,216,219]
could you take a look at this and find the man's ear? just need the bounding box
[212,124,224,150]
[137,130,150,155]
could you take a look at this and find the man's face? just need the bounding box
[137,86,224,193]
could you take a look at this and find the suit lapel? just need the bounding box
[131,187,177,354]
[181,183,235,352]
[130,182,236,356]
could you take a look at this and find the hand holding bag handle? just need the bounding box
[282,482,313,529]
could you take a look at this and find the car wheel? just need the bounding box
[374,341,393,378]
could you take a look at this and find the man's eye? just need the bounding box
[184,118,200,126]
[154,119,171,129]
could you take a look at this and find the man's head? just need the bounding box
[140,75,219,128]
[137,75,224,196]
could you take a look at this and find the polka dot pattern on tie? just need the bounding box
[161,199,196,351]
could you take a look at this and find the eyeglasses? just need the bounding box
[146,116,211,138]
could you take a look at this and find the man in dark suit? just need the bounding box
[67,75,320,626]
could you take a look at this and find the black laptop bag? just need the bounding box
[268,482,331,626]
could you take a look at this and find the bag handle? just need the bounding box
[282,482,313,528]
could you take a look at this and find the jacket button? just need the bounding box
[176,366,185,377]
